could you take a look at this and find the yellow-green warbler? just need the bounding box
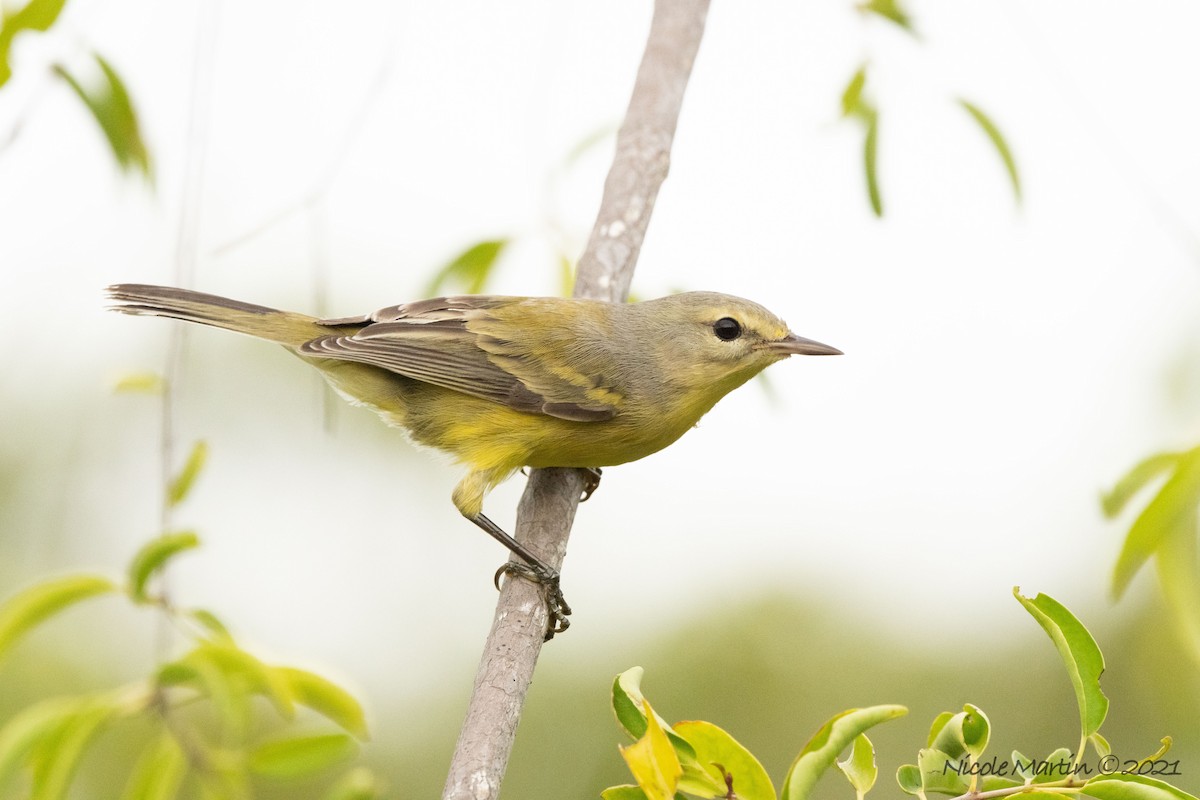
[107,284,840,636]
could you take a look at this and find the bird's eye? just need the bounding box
[713,317,742,341]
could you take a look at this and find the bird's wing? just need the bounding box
[300,296,620,422]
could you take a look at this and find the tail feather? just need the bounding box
[106,284,326,346]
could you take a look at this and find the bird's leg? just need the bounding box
[469,513,571,639]
[579,467,602,502]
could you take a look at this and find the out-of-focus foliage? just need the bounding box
[0,447,382,800]
[1104,446,1200,662]
[423,239,510,297]
[52,54,152,181]
[0,0,68,86]
[0,0,151,181]
[844,0,1020,216]
[600,593,1194,800]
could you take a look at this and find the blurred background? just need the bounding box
[2,0,1199,797]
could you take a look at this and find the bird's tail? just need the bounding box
[106,284,329,346]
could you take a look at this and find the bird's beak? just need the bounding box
[766,333,843,356]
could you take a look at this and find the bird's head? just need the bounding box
[636,291,841,396]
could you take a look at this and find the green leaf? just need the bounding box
[192,642,295,720]
[0,0,69,86]
[275,666,369,740]
[1012,750,1035,783]
[0,697,84,790]
[896,764,922,795]
[864,109,883,217]
[925,711,954,748]
[120,730,187,800]
[957,99,1021,203]
[1102,452,1183,518]
[423,239,509,296]
[128,531,200,602]
[841,65,868,118]
[0,575,117,663]
[1112,445,1200,600]
[674,720,775,800]
[601,787,651,800]
[189,608,234,642]
[30,698,117,800]
[916,748,969,795]
[1089,734,1112,759]
[837,734,877,797]
[52,53,152,180]
[112,371,166,394]
[1082,773,1199,800]
[249,733,358,780]
[323,767,388,800]
[610,668,696,759]
[860,0,914,32]
[1155,515,1200,662]
[1014,589,1108,739]
[1031,747,1075,785]
[167,440,208,507]
[782,705,907,800]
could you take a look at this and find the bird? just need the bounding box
[106,284,840,637]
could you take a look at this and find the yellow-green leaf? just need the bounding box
[1082,773,1198,800]
[112,371,166,394]
[620,701,681,800]
[837,733,877,797]
[1102,452,1182,518]
[601,787,650,800]
[323,767,388,800]
[860,0,914,32]
[189,608,234,642]
[864,109,882,217]
[675,720,774,800]
[0,575,117,663]
[0,0,69,86]
[1014,589,1108,738]
[841,65,868,118]
[782,705,907,800]
[128,531,200,602]
[1112,445,1200,600]
[896,764,922,795]
[275,667,369,740]
[250,734,358,781]
[167,440,208,507]
[120,730,187,800]
[424,239,509,296]
[1156,516,1200,662]
[52,53,152,180]
[31,698,117,800]
[0,697,83,790]
[958,99,1021,203]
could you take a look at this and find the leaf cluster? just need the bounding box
[602,591,1194,800]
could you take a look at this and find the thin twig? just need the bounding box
[441,2,711,797]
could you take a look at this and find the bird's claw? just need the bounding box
[579,467,602,503]
[494,561,573,640]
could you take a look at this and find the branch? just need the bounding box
[441,1,711,798]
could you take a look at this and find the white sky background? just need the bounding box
[2,0,1200,698]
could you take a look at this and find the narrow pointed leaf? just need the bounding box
[1155,516,1200,661]
[167,440,208,507]
[1014,589,1108,738]
[52,54,151,179]
[861,0,914,32]
[120,730,187,800]
[1102,452,1183,518]
[0,575,116,662]
[841,65,868,118]
[424,239,509,296]
[189,608,234,642]
[128,531,200,602]
[31,699,117,800]
[610,668,696,758]
[620,701,681,800]
[782,705,907,800]
[0,0,70,86]
[275,666,369,740]
[1113,446,1200,599]
[958,99,1021,202]
[249,733,358,780]
[864,110,883,216]
[0,697,84,789]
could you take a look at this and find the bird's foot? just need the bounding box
[579,467,602,502]
[494,561,573,640]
